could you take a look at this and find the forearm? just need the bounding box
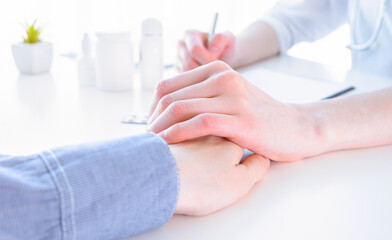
[230,20,280,68]
[302,87,392,156]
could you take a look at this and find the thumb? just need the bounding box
[184,30,214,65]
[240,154,270,184]
[207,32,234,60]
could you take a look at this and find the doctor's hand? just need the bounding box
[170,136,270,216]
[149,61,324,162]
[177,30,236,72]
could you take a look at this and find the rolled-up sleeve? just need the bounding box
[0,133,179,240]
[262,0,349,52]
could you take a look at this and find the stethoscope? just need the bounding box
[348,0,388,51]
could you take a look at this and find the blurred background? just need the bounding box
[0,0,351,71]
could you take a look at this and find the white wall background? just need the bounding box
[0,0,351,71]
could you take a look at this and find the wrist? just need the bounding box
[168,144,187,215]
[292,103,335,158]
[227,36,247,68]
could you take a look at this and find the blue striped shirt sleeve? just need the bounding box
[0,133,179,240]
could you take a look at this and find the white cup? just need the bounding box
[95,32,133,91]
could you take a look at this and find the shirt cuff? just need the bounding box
[261,13,294,53]
[39,133,179,239]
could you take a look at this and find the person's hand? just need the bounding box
[148,61,323,162]
[177,30,236,72]
[169,136,270,216]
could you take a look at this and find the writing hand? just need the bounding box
[177,30,236,72]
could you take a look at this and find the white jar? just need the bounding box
[95,32,133,91]
[140,19,163,90]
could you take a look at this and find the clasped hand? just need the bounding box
[148,61,321,162]
[147,60,325,216]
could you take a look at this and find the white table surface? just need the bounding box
[1,54,392,240]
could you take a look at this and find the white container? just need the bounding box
[140,18,163,90]
[95,32,133,91]
[11,42,53,74]
[78,34,95,86]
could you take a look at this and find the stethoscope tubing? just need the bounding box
[348,0,388,51]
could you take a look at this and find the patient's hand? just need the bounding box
[169,136,270,216]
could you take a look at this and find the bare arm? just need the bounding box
[228,20,280,68]
[303,87,392,155]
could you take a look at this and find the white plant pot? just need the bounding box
[12,42,53,74]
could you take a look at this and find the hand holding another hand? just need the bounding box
[149,61,324,161]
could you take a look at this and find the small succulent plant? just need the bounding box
[23,20,41,43]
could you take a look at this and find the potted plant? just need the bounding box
[12,20,53,74]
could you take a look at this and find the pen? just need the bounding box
[321,86,355,100]
[208,12,219,45]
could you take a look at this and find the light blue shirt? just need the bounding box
[0,133,179,240]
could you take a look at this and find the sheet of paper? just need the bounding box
[241,68,350,104]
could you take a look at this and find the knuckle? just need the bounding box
[160,95,173,109]
[184,63,192,71]
[212,70,241,88]
[155,80,168,98]
[223,70,243,87]
[169,101,188,118]
[199,114,218,131]
[210,75,226,88]
[183,61,194,71]
[213,33,225,42]
[185,64,193,71]
[190,44,203,57]
[225,69,241,80]
[209,60,230,71]
[168,124,183,141]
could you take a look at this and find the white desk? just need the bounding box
[1,55,392,240]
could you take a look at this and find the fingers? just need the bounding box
[228,154,270,203]
[148,98,231,134]
[149,61,231,115]
[158,113,238,144]
[238,154,270,184]
[184,30,214,65]
[148,79,221,124]
[177,40,200,72]
[207,32,235,59]
[177,31,234,72]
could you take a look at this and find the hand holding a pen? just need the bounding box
[177,30,236,72]
[177,13,237,71]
